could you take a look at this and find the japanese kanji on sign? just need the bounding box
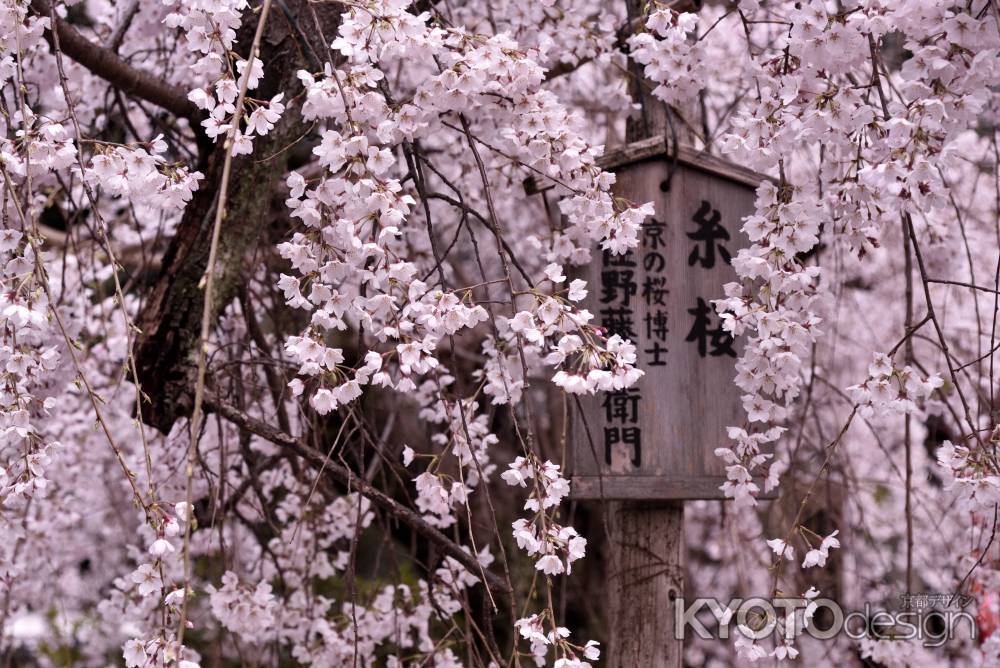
[570,138,770,500]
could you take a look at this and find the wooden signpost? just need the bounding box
[569,139,765,500]
[532,4,772,665]
[551,137,770,668]
[525,123,771,668]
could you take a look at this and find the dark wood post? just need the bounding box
[606,2,685,666]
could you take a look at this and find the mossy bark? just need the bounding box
[134,2,336,432]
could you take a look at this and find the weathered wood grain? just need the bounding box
[569,152,763,500]
[607,500,685,667]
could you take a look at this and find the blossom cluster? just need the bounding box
[937,437,1000,513]
[0,231,61,505]
[847,353,943,419]
[628,9,706,106]
[166,0,287,153]
[84,138,203,211]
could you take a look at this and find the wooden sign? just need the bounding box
[568,139,769,500]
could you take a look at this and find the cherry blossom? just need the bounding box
[2,0,1000,665]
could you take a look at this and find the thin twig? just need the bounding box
[179,0,276,649]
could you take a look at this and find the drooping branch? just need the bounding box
[30,0,199,120]
[203,394,512,599]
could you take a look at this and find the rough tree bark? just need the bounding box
[133,1,338,432]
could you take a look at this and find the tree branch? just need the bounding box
[107,0,141,54]
[31,0,198,120]
[203,394,512,599]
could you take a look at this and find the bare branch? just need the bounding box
[107,0,141,53]
[30,0,198,120]
[203,394,512,599]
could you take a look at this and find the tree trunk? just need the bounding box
[134,2,338,432]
